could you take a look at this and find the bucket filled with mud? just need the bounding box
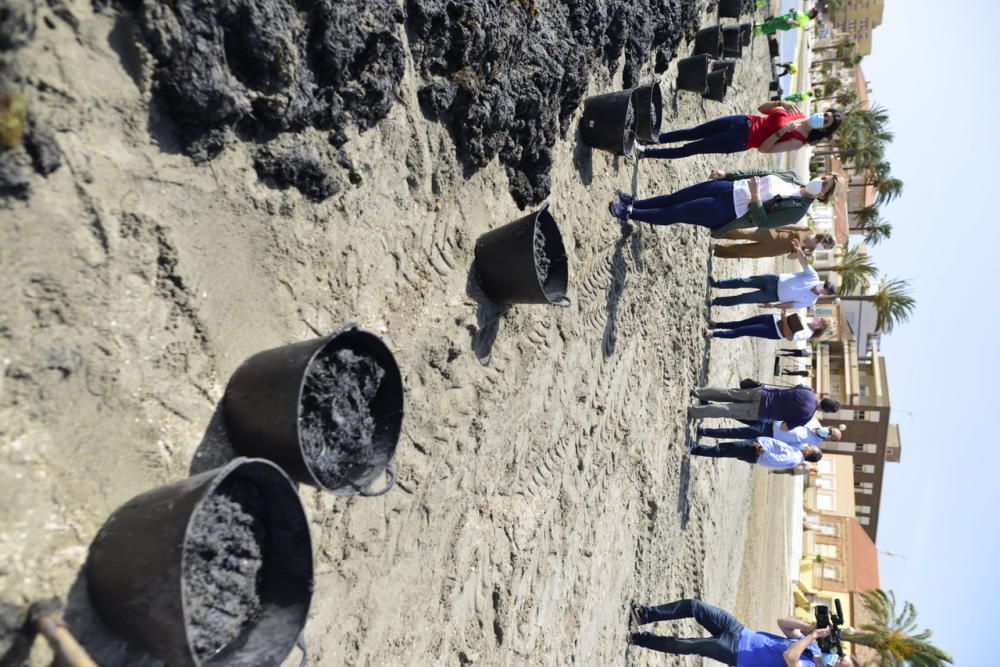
[631,81,663,143]
[474,203,570,307]
[223,325,404,496]
[579,89,637,156]
[86,458,313,667]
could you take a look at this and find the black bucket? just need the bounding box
[769,78,781,91]
[631,81,663,143]
[722,26,743,58]
[580,89,637,155]
[676,54,711,93]
[739,22,753,47]
[86,458,313,667]
[474,203,570,307]
[768,36,780,58]
[692,25,722,58]
[712,59,737,87]
[703,69,729,102]
[223,325,405,496]
[718,0,741,18]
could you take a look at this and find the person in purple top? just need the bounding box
[627,599,857,666]
[687,384,840,429]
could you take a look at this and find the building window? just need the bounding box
[818,459,835,474]
[854,411,866,421]
[822,565,842,580]
[855,443,878,454]
[817,478,835,490]
[819,523,838,536]
[859,385,870,397]
[859,516,871,526]
[817,492,835,510]
[854,464,875,474]
[856,505,872,515]
[817,544,839,559]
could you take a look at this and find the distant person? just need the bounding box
[627,598,852,666]
[687,383,840,428]
[609,170,842,238]
[781,368,812,377]
[710,240,836,308]
[698,418,843,448]
[633,102,841,159]
[713,229,835,260]
[777,61,798,76]
[755,8,819,36]
[777,347,813,358]
[690,437,823,470]
[705,312,829,342]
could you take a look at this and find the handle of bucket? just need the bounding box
[295,629,309,667]
[359,462,396,497]
[551,297,571,308]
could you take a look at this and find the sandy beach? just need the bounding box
[1,2,799,665]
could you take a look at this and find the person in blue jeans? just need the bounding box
[628,599,854,666]
[711,241,835,308]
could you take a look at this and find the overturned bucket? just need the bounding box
[693,25,722,58]
[703,69,729,102]
[580,89,637,155]
[631,80,663,143]
[676,54,711,94]
[474,203,570,307]
[739,22,753,47]
[223,325,405,497]
[718,0,742,18]
[86,458,313,667]
[722,26,743,58]
[768,36,780,58]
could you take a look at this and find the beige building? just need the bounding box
[831,0,884,55]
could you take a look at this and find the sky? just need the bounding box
[801,1,1000,663]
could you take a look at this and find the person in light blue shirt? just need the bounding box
[689,436,822,469]
[697,419,843,449]
[628,598,857,666]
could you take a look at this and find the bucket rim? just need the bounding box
[294,325,404,493]
[179,457,313,667]
[529,203,571,305]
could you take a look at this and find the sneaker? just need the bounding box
[609,201,630,222]
[629,602,646,628]
[689,388,703,399]
[634,145,645,159]
[696,427,706,437]
[615,188,635,206]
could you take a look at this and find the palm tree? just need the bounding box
[850,204,880,227]
[830,246,878,295]
[844,589,953,666]
[839,278,916,333]
[860,221,892,246]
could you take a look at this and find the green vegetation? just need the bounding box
[844,589,954,666]
[0,92,28,150]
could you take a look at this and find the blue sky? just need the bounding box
[817,1,999,663]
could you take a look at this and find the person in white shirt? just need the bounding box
[705,311,829,342]
[710,240,835,308]
[689,436,822,469]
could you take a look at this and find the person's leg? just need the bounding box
[713,242,782,259]
[697,426,763,439]
[688,402,761,420]
[631,180,734,211]
[630,633,736,664]
[657,116,748,144]
[629,196,736,229]
[690,440,760,464]
[645,118,749,159]
[711,319,782,340]
[692,386,760,402]
[639,599,746,636]
[711,273,779,291]
[711,279,780,307]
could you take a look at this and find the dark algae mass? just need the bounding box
[183,476,267,661]
[300,347,385,490]
[100,0,703,204]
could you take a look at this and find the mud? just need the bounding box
[533,225,550,286]
[300,347,385,490]
[182,476,266,662]
[23,119,61,176]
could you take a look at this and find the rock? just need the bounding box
[24,118,62,175]
[254,143,340,202]
[0,152,30,199]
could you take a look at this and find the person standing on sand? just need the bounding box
[697,419,843,448]
[687,384,841,429]
[689,437,822,470]
[713,229,834,260]
[627,598,858,666]
[710,240,836,308]
[633,102,840,160]
[609,170,842,239]
[704,312,829,342]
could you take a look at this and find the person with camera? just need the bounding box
[687,383,840,429]
[627,598,837,666]
[689,437,823,470]
[710,239,836,309]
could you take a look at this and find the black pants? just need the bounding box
[776,348,810,357]
[690,440,761,464]
[632,599,743,665]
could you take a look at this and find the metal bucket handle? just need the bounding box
[359,462,397,497]
[295,630,309,667]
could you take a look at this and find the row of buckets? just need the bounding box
[84,214,572,666]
